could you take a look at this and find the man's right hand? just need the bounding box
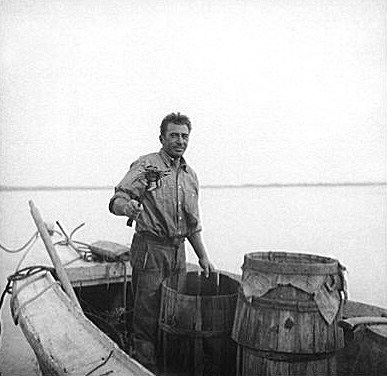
[124,199,144,219]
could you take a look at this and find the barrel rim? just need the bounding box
[243,251,341,275]
[161,271,240,299]
[161,283,239,301]
[159,321,233,338]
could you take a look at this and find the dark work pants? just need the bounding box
[130,233,186,370]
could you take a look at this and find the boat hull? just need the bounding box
[11,270,152,376]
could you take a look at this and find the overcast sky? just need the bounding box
[1,0,386,187]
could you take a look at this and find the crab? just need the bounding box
[127,165,171,227]
[142,165,171,191]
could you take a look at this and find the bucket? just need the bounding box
[158,271,239,376]
[232,251,346,376]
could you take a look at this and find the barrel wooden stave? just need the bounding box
[241,347,337,376]
[233,285,343,354]
[159,271,239,376]
[232,251,345,376]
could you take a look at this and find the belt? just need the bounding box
[137,232,185,247]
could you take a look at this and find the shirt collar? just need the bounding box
[159,149,188,171]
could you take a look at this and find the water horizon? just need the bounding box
[0,181,385,192]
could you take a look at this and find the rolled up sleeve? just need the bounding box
[108,159,147,213]
[108,189,132,214]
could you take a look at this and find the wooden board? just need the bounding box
[65,260,132,287]
[11,271,153,376]
[342,300,387,319]
[19,239,132,287]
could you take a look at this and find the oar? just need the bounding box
[29,200,82,310]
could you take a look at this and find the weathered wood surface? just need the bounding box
[339,316,387,331]
[187,263,387,321]
[11,271,153,376]
[337,302,387,376]
[232,286,343,354]
[65,259,132,287]
[29,200,82,309]
[241,346,337,376]
[158,272,239,376]
[19,237,132,287]
[342,299,387,319]
[88,240,131,260]
[337,322,387,376]
[232,251,346,376]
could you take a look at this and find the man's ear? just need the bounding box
[159,135,163,144]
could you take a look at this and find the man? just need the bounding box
[109,112,214,371]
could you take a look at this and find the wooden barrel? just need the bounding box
[338,322,387,376]
[232,251,346,376]
[158,271,239,376]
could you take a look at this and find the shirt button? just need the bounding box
[179,216,182,220]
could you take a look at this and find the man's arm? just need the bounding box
[187,231,215,277]
[110,197,143,218]
[109,158,148,218]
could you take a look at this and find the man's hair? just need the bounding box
[160,112,192,136]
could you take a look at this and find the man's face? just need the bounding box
[160,122,190,159]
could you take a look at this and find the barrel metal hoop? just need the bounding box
[241,292,319,313]
[241,345,337,363]
[159,321,231,339]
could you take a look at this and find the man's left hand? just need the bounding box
[199,257,215,278]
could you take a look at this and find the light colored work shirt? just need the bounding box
[109,149,202,239]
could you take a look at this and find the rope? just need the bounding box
[0,231,39,253]
[1,221,91,308]
[54,221,93,260]
[84,311,124,349]
[12,280,60,325]
[84,350,114,376]
[0,221,93,323]
[119,260,129,342]
[0,224,62,254]
[15,234,41,271]
[0,265,56,314]
[1,222,93,268]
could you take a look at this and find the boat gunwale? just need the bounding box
[11,271,153,376]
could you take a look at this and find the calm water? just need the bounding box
[0,185,386,375]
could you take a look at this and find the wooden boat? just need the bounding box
[7,233,153,375]
[5,205,387,376]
